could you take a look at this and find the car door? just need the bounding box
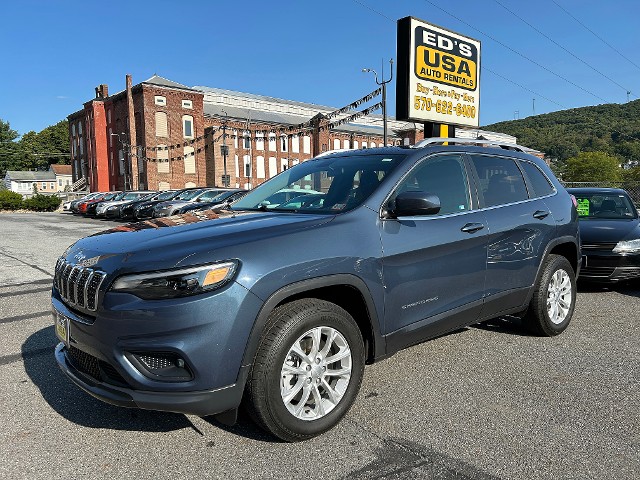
[467,154,557,316]
[379,153,488,352]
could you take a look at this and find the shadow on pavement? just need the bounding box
[23,326,196,433]
[472,316,535,337]
[578,279,640,298]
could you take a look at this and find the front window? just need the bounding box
[232,153,406,214]
[176,189,205,201]
[573,192,638,219]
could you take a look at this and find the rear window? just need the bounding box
[520,161,555,198]
[469,155,529,207]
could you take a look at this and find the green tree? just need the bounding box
[564,151,622,182]
[0,119,20,177]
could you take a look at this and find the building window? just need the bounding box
[343,139,350,149]
[292,135,300,154]
[107,109,112,124]
[72,124,76,136]
[404,137,411,146]
[280,135,288,152]
[50,182,55,190]
[41,182,46,190]
[182,99,193,109]
[243,154,251,177]
[184,146,195,174]
[158,181,171,190]
[256,133,264,151]
[155,96,166,106]
[234,154,239,178]
[370,142,376,148]
[281,158,289,171]
[257,156,265,178]
[58,179,63,187]
[118,149,125,174]
[233,129,238,149]
[78,122,82,135]
[155,112,168,137]
[362,141,368,149]
[268,133,276,152]
[185,182,196,188]
[243,131,251,149]
[269,157,277,178]
[183,115,194,138]
[157,145,169,173]
[353,140,359,149]
[303,136,311,154]
[333,139,340,150]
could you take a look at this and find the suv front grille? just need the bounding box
[67,346,127,386]
[54,258,106,311]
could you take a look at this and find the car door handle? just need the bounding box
[533,210,550,220]
[461,222,485,233]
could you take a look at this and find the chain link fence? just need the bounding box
[562,182,640,206]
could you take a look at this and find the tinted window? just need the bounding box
[470,155,528,207]
[233,153,406,213]
[394,154,470,215]
[520,161,554,197]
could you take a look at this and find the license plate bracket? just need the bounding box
[54,309,70,345]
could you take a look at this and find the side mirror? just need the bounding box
[391,191,441,217]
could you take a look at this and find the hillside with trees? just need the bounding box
[484,100,640,182]
[0,118,69,177]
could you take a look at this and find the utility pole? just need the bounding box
[220,109,229,187]
[532,98,536,116]
[363,58,394,146]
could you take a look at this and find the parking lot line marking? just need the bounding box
[0,311,51,325]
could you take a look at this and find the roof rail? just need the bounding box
[413,137,528,152]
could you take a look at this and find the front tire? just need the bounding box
[244,299,365,442]
[524,254,576,336]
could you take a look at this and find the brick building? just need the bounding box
[68,74,521,192]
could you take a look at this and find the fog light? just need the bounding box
[129,352,193,381]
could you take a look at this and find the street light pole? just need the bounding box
[363,59,393,146]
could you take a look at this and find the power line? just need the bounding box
[550,0,640,73]
[493,0,636,99]
[420,0,609,103]
[351,0,395,22]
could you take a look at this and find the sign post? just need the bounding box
[396,17,481,138]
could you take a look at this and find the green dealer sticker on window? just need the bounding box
[576,198,590,217]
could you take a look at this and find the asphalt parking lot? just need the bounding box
[0,212,638,479]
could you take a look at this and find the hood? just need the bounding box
[63,210,335,275]
[579,218,640,244]
[155,200,191,209]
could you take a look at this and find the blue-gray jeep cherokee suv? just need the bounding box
[52,140,580,441]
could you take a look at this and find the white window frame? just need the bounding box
[154,96,167,106]
[268,133,277,152]
[182,99,193,109]
[182,115,194,139]
[256,133,264,151]
[303,136,311,154]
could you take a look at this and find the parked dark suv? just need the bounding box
[52,139,580,441]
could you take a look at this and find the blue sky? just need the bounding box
[1,0,639,136]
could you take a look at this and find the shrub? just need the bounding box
[22,194,61,212]
[0,190,23,210]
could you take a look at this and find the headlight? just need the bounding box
[110,261,238,299]
[108,205,119,211]
[613,238,640,254]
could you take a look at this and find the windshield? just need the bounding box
[102,193,120,201]
[573,192,638,219]
[156,190,178,200]
[176,189,204,201]
[123,192,144,200]
[198,190,234,202]
[232,153,406,213]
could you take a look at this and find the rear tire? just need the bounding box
[244,299,365,442]
[524,254,576,336]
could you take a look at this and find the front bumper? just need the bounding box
[579,250,640,282]
[55,343,248,416]
[51,279,263,416]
